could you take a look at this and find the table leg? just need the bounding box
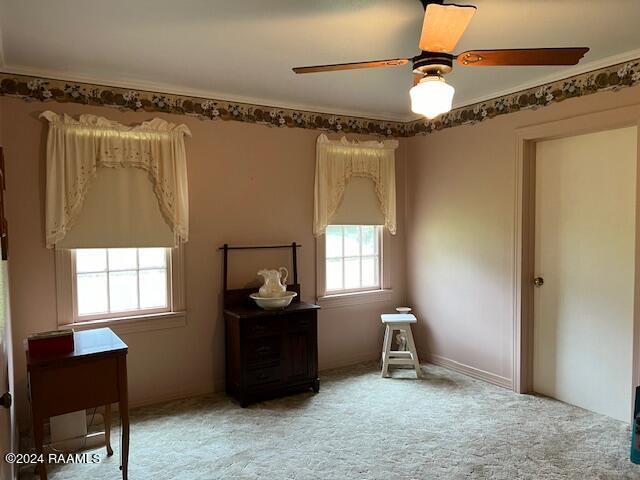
[33,414,47,480]
[104,403,113,456]
[381,325,392,378]
[405,325,422,378]
[117,355,129,480]
[380,325,389,367]
[120,406,129,480]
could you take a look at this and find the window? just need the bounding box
[325,225,381,293]
[72,248,171,321]
[56,245,185,331]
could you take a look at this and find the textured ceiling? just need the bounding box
[1,0,639,121]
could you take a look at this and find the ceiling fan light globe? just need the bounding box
[410,76,455,119]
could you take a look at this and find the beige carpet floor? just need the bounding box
[20,362,640,479]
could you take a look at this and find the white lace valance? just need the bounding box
[314,134,398,237]
[41,111,191,248]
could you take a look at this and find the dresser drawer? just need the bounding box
[245,336,281,369]
[287,313,315,332]
[245,366,281,388]
[243,317,284,338]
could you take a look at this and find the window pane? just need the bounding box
[108,248,138,270]
[139,248,167,269]
[344,226,360,257]
[139,269,168,309]
[326,259,343,291]
[76,249,107,273]
[77,272,108,315]
[362,256,379,287]
[344,258,360,289]
[109,270,138,312]
[361,226,377,256]
[325,226,343,258]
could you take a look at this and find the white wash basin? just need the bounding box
[249,291,297,310]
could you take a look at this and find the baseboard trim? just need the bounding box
[74,354,512,413]
[130,353,382,409]
[127,354,381,408]
[427,353,513,390]
[128,381,223,409]
[319,350,379,372]
[85,354,513,410]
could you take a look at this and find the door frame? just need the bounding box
[513,104,640,396]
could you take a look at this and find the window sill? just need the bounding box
[317,289,393,309]
[59,311,187,335]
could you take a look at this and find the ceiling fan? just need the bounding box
[292,0,589,119]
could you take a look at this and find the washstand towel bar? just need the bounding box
[219,242,300,294]
[218,244,302,250]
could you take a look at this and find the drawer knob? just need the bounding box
[0,392,11,409]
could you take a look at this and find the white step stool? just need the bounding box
[380,313,421,378]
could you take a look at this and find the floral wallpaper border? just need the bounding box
[0,57,639,138]
[0,73,406,137]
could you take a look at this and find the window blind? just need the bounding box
[329,177,385,226]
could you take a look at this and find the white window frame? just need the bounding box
[324,225,382,295]
[71,248,172,321]
[55,246,186,334]
[316,225,393,308]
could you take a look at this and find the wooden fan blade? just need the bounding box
[292,58,409,74]
[457,48,589,66]
[419,4,476,53]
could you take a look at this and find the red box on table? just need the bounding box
[27,330,74,357]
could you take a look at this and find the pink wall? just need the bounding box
[5,74,637,428]
[0,97,407,423]
[405,85,640,385]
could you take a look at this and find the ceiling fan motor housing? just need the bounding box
[413,51,454,76]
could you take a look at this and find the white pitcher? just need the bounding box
[257,267,288,297]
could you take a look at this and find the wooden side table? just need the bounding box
[26,327,129,480]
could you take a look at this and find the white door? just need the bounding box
[0,144,14,479]
[0,145,14,480]
[0,260,15,480]
[533,126,637,423]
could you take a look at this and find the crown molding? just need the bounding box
[12,47,640,124]
[1,52,639,138]
[0,64,409,123]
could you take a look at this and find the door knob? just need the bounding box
[0,392,11,409]
[533,277,544,287]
